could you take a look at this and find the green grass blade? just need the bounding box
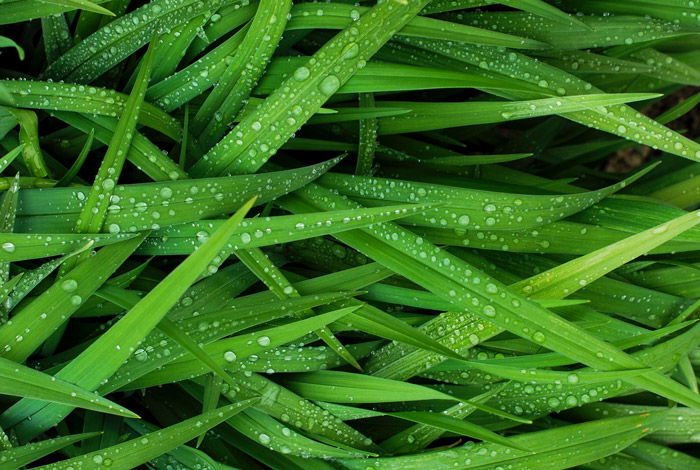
[0,433,99,470]
[0,357,137,418]
[41,0,114,16]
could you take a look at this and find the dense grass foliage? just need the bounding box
[1,0,700,469]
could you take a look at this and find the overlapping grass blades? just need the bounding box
[2,0,700,468]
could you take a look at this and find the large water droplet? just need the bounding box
[319,75,340,96]
[61,279,78,292]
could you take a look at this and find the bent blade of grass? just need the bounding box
[55,128,93,187]
[3,199,255,440]
[0,357,137,418]
[2,108,49,177]
[32,400,257,470]
[190,0,432,177]
[0,35,24,59]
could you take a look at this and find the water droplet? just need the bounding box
[257,336,271,347]
[340,42,359,60]
[319,75,340,96]
[61,279,78,292]
[1,242,15,253]
[532,331,546,343]
[293,66,310,81]
[224,351,237,362]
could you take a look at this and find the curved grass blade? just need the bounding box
[2,108,49,177]
[0,36,24,59]
[55,128,93,187]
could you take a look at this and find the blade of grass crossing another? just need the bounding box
[63,36,158,272]
[190,0,432,177]
[2,199,256,440]
[192,0,293,150]
[31,401,257,470]
[235,247,361,369]
[280,184,700,410]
